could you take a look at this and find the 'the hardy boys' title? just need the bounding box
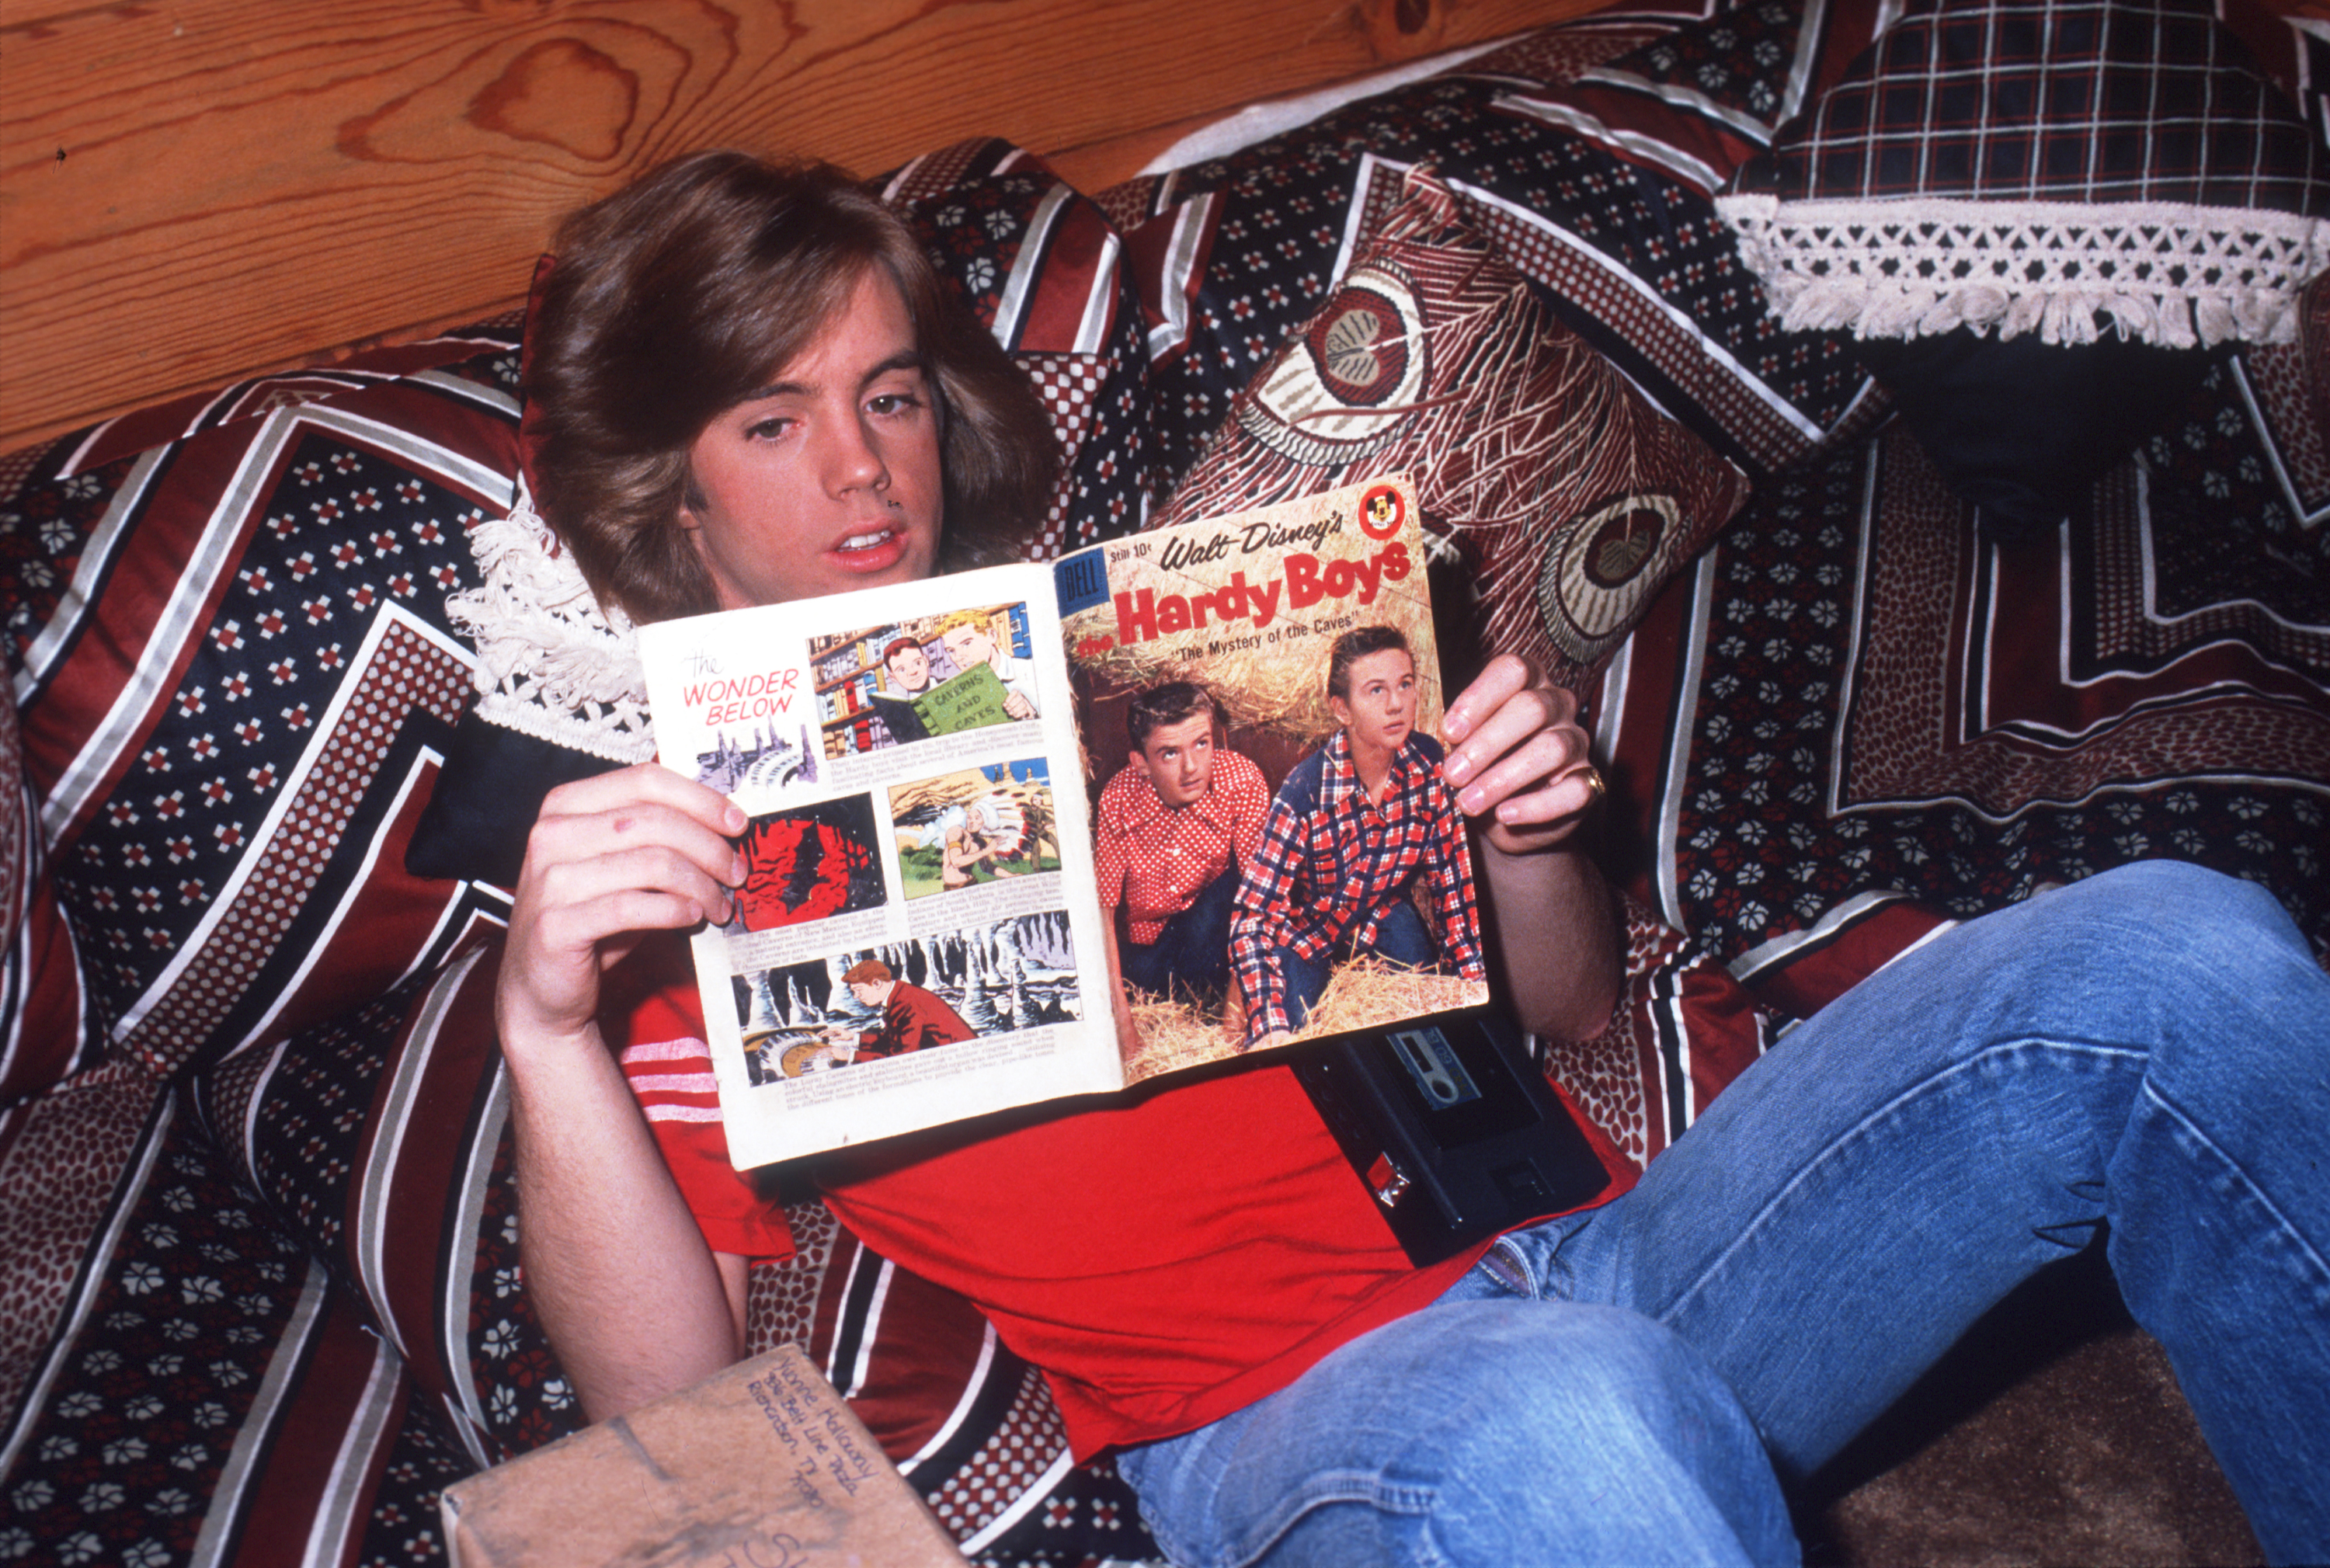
[1108,489,1414,648]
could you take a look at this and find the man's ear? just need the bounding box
[1128,746,1154,782]
[675,464,709,532]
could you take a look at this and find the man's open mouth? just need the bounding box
[829,525,910,573]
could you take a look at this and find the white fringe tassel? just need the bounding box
[443,488,658,764]
[1716,193,2330,347]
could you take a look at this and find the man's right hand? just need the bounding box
[497,763,747,1050]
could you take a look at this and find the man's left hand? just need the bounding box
[1438,653,1600,857]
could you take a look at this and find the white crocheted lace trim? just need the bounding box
[443,489,657,764]
[1716,194,2330,347]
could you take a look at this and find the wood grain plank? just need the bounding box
[0,0,1612,452]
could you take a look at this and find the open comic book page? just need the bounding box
[1055,474,1490,1083]
[637,564,1121,1166]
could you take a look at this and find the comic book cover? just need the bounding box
[1053,473,1490,1082]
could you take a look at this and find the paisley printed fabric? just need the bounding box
[1152,164,1750,697]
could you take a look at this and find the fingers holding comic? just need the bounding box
[1438,653,1601,856]
[503,764,747,1041]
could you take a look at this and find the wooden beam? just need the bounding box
[0,0,1609,453]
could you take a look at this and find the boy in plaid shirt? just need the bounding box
[1231,625,1485,1048]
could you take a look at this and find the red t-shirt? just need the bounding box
[612,936,1637,1457]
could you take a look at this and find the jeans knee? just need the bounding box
[1396,1304,1761,1480]
[2044,861,2297,966]
[1410,1306,1791,1565]
[1127,1302,1793,1568]
[1970,863,2314,1053]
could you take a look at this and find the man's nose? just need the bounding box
[821,413,889,494]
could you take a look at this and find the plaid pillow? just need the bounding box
[1719,0,2330,349]
[1718,0,2330,534]
[1150,164,1749,700]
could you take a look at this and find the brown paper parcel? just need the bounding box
[440,1344,962,1566]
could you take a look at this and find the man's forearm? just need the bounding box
[508,1025,746,1422]
[1475,838,1623,1043]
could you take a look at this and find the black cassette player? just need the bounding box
[1289,1007,1612,1267]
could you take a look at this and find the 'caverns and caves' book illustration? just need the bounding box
[809,602,1040,759]
[638,475,1487,1164]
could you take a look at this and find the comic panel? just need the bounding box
[690,712,821,797]
[717,795,887,934]
[810,601,1041,760]
[732,912,1082,1086]
[886,760,1062,901]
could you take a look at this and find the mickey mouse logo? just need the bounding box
[1358,483,1406,541]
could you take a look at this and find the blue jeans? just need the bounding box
[1122,867,1242,994]
[1118,862,2330,1566]
[1275,899,1439,1031]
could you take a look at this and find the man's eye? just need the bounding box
[868,392,920,415]
[746,418,791,440]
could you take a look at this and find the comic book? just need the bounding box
[636,475,1489,1166]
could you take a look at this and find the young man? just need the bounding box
[1094,682,1269,1038]
[936,608,1039,719]
[496,152,2330,1565]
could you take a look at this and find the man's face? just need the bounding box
[1133,711,1217,809]
[886,642,930,691]
[1330,648,1417,755]
[847,980,886,1009]
[681,268,943,609]
[940,624,996,672]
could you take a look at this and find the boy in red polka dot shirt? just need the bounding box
[1094,682,1269,1043]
